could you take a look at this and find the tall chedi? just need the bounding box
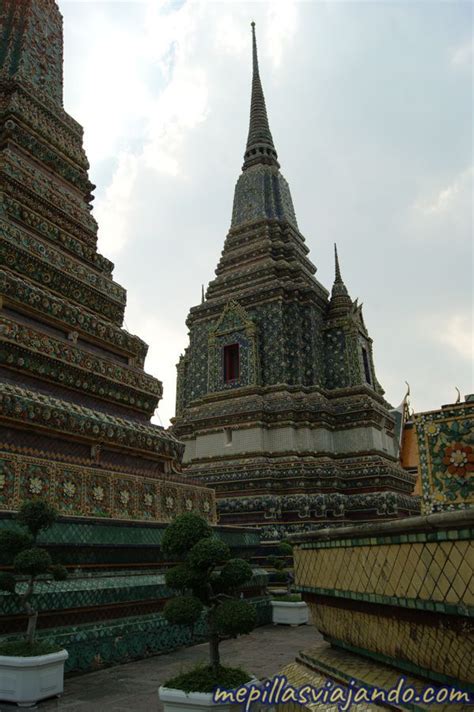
[0,0,215,524]
[173,24,418,538]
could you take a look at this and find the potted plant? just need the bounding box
[0,500,68,707]
[269,543,308,626]
[158,513,258,712]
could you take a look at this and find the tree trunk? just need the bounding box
[22,576,37,646]
[209,633,220,676]
[26,605,38,645]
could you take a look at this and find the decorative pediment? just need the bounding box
[349,298,368,335]
[207,301,259,392]
[211,300,256,338]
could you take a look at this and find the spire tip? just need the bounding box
[334,243,342,283]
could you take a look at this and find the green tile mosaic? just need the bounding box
[0,598,272,673]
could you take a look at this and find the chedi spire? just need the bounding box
[328,244,353,316]
[243,22,280,171]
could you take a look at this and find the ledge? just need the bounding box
[289,508,474,543]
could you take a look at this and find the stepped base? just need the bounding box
[278,642,472,712]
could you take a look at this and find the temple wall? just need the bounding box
[292,509,473,690]
[184,423,398,463]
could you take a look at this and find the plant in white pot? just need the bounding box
[0,500,68,707]
[269,543,308,626]
[158,513,258,712]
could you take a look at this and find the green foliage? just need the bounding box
[214,599,256,637]
[272,593,301,602]
[278,542,293,556]
[165,563,200,592]
[161,513,256,676]
[163,595,203,626]
[0,501,66,646]
[0,530,33,564]
[268,555,285,571]
[13,547,52,576]
[188,538,230,570]
[49,564,68,581]
[17,500,57,539]
[164,664,251,693]
[0,639,62,657]
[161,513,212,559]
[272,570,289,584]
[0,572,16,593]
[218,559,253,592]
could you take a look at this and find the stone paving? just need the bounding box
[0,624,320,712]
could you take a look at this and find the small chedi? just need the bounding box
[172,24,419,539]
[0,0,215,524]
[279,394,473,710]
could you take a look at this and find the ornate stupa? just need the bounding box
[172,23,419,538]
[0,0,215,524]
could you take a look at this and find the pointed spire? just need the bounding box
[332,243,349,297]
[334,243,343,284]
[328,244,352,317]
[242,22,280,171]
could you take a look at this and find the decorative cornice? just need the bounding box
[0,270,147,362]
[0,382,183,460]
[1,316,161,414]
[2,194,112,274]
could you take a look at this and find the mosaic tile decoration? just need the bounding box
[278,660,387,712]
[415,402,474,514]
[307,602,473,687]
[0,452,216,524]
[0,599,272,673]
[279,641,472,711]
[294,533,473,615]
[0,568,269,617]
[0,0,215,520]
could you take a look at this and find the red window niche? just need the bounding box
[224,343,240,383]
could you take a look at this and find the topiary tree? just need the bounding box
[0,500,67,646]
[162,513,256,677]
[268,541,294,591]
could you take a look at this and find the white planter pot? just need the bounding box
[159,677,259,712]
[271,600,309,626]
[0,649,68,707]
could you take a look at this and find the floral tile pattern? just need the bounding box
[0,452,216,524]
[415,403,474,513]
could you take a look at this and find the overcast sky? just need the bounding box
[58,0,473,426]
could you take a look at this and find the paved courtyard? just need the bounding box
[0,624,320,712]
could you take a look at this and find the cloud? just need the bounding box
[435,313,473,363]
[409,166,473,243]
[451,37,473,67]
[264,0,298,68]
[95,153,139,258]
[417,166,473,216]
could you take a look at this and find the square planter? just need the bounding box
[0,649,68,708]
[271,600,309,626]
[159,677,260,712]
